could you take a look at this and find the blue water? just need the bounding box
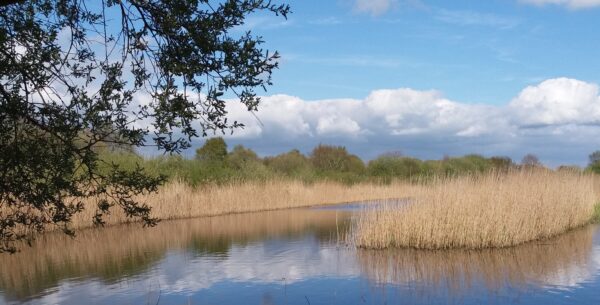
[0,207,599,305]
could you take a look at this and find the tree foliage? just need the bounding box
[227,144,259,169]
[310,144,365,174]
[195,137,228,163]
[0,0,289,252]
[521,154,542,168]
[589,151,600,166]
[264,149,312,176]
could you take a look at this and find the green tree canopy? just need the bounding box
[0,0,289,252]
[310,144,365,174]
[227,144,259,169]
[195,137,228,163]
[589,151,600,166]
[264,149,312,176]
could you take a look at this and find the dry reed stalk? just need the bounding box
[69,180,419,230]
[354,171,599,249]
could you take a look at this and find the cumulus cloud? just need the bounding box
[354,0,395,16]
[520,0,600,9]
[214,77,600,165]
[226,88,508,142]
[509,78,600,126]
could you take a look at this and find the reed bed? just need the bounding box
[69,180,419,230]
[354,171,599,249]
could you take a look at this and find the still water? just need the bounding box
[1,205,599,305]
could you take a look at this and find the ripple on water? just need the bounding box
[0,209,599,305]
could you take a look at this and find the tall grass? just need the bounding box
[354,171,599,250]
[69,180,420,230]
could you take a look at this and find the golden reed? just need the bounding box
[69,180,420,230]
[354,170,599,249]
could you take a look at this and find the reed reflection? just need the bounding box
[357,225,598,295]
[0,208,351,301]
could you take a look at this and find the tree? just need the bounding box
[0,0,289,253]
[489,156,514,172]
[195,137,228,163]
[264,149,312,176]
[589,151,600,166]
[227,144,259,169]
[521,154,542,168]
[367,156,422,180]
[587,151,600,174]
[310,144,365,174]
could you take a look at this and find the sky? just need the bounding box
[161,0,600,166]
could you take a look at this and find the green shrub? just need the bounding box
[489,156,514,172]
[99,140,589,188]
[368,156,423,181]
[264,149,314,178]
[593,202,600,223]
[586,161,600,174]
[227,145,260,169]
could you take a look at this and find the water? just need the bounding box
[1,206,599,305]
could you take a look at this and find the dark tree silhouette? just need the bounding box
[521,154,542,168]
[588,151,600,166]
[0,0,289,252]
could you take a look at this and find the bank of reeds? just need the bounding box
[69,180,419,230]
[354,171,599,250]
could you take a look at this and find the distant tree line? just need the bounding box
[99,137,595,186]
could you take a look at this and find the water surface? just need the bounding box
[1,206,599,305]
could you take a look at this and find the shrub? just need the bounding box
[368,156,423,180]
[489,156,514,172]
[264,149,314,177]
[227,145,260,170]
[593,203,600,223]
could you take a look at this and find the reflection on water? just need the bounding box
[1,207,599,305]
[358,226,598,291]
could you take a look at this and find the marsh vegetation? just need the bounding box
[78,139,600,250]
[354,171,599,249]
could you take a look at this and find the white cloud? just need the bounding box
[215,77,600,165]
[521,0,600,9]
[308,17,343,26]
[317,115,362,136]
[435,9,520,29]
[509,78,600,126]
[354,0,396,16]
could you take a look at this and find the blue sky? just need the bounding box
[254,0,600,104]
[138,0,600,167]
